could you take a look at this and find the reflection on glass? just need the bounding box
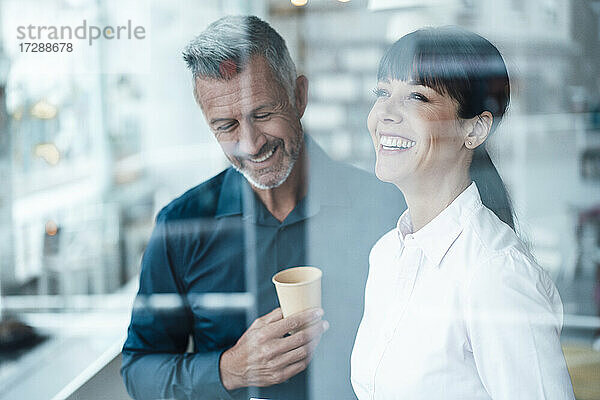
[0,0,598,399]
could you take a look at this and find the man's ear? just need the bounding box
[465,111,493,149]
[294,75,309,118]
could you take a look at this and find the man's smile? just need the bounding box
[248,144,279,163]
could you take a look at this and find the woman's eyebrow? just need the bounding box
[406,81,437,94]
[407,79,428,87]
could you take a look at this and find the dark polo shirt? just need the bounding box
[121,136,405,399]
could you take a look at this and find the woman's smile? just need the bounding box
[378,133,416,152]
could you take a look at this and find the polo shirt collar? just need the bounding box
[215,168,244,219]
[305,135,351,210]
[214,135,350,222]
[397,181,482,267]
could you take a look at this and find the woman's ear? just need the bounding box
[465,111,493,149]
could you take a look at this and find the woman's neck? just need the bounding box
[399,172,471,233]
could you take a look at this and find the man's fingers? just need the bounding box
[276,319,329,354]
[278,359,310,384]
[256,308,283,326]
[273,336,321,370]
[268,307,324,338]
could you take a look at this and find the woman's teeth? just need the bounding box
[379,136,416,150]
[250,146,277,162]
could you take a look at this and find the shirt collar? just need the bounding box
[215,167,243,218]
[396,181,482,267]
[305,135,351,210]
[214,135,350,222]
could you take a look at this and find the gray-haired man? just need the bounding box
[121,15,404,400]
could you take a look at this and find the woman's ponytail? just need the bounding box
[470,146,515,230]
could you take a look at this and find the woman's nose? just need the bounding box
[378,99,403,124]
[238,122,267,156]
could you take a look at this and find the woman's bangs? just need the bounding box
[377,40,466,97]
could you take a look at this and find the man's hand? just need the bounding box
[219,307,329,390]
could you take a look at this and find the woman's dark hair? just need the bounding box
[378,26,515,230]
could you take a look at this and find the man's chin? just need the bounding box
[236,162,295,190]
[230,155,297,190]
[243,172,287,190]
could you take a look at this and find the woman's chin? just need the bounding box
[375,164,404,185]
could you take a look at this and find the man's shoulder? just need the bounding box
[334,161,384,186]
[308,136,400,200]
[156,168,232,222]
[331,161,402,204]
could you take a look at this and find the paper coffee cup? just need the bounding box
[272,266,322,318]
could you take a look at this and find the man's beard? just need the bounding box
[229,136,303,190]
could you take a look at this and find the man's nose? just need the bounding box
[238,122,267,156]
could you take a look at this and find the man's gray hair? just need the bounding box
[182,15,297,102]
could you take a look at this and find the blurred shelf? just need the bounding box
[0,312,129,400]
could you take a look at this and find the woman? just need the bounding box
[350,27,575,399]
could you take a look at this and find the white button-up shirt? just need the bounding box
[351,182,575,400]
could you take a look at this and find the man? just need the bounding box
[121,15,405,400]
